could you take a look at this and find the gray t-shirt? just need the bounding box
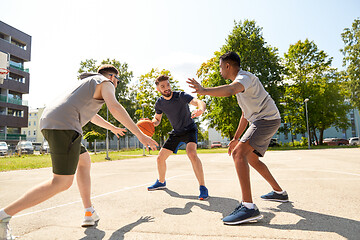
[235,70,280,123]
[40,73,110,135]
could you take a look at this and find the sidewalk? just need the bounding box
[0,148,359,239]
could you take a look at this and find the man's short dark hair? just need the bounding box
[155,75,169,85]
[97,64,119,76]
[220,52,241,68]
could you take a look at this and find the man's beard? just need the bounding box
[161,90,172,97]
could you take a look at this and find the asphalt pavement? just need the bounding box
[0,148,359,240]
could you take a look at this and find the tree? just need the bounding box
[133,68,182,145]
[341,18,360,109]
[83,130,105,149]
[77,58,135,141]
[282,39,351,145]
[197,20,284,139]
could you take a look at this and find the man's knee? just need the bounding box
[53,175,74,191]
[157,155,167,163]
[232,148,245,162]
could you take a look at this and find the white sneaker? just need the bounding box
[0,217,15,240]
[81,210,100,227]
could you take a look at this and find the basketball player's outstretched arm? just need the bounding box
[187,78,244,97]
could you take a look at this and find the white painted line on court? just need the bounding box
[13,173,195,219]
[11,168,359,219]
[277,168,360,177]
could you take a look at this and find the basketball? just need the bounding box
[136,118,155,137]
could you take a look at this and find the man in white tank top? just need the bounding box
[0,65,158,238]
[187,52,288,225]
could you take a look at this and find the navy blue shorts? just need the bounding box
[162,128,198,153]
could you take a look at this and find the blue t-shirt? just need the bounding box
[155,91,196,134]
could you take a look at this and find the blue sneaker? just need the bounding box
[199,185,209,200]
[261,191,289,202]
[222,204,262,225]
[147,179,166,191]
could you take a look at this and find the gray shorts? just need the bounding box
[240,118,281,157]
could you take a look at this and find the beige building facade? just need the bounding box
[22,107,45,143]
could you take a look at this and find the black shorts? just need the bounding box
[162,128,198,153]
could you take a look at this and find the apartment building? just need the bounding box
[0,21,31,145]
[22,107,45,143]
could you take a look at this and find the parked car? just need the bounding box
[197,141,208,149]
[15,141,34,154]
[0,141,8,156]
[323,138,348,146]
[221,142,229,148]
[211,141,222,148]
[348,137,359,146]
[40,141,50,154]
[32,142,42,151]
[269,138,280,147]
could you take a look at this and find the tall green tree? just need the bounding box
[77,58,135,139]
[282,39,351,144]
[341,18,360,109]
[133,68,182,145]
[197,20,284,139]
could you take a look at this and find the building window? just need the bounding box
[28,131,30,136]
[30,113,32,116]
[34,121,36,126]
[33,130,36,136]
[34,113,37,116]
[29,121,31,126]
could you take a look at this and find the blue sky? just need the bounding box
[2,0,359,108]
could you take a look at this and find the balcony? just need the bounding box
[0,133,27,141]
[9,63,29,73]
[0,94,28,106]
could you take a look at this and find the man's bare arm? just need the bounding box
[187,78,244,97]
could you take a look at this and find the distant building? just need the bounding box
[208,127,229,145]
[276,108,360,144]
[22,107,45,143]
[0,21,31,145]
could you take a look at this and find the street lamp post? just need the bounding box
[141,103,148,156]
[304,98,311,149]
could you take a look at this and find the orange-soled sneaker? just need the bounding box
[81,210,100,227]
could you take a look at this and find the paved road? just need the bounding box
[1,148,360,240]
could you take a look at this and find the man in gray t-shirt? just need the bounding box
[187,52,288,225]
[0,65,158,237]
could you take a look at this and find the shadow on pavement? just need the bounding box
[79,222,105,240]
[164,189,360,239]
[163,188,239,218]
[79,216,154,240]
[260,202,360,240]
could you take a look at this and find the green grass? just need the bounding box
[1,145,358,172]
[0,150,147,172]
[268,144,360,151]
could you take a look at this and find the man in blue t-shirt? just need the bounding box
[147,75,209,200]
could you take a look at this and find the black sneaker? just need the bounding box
[222,204,262,225]
[261,191,289,202]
